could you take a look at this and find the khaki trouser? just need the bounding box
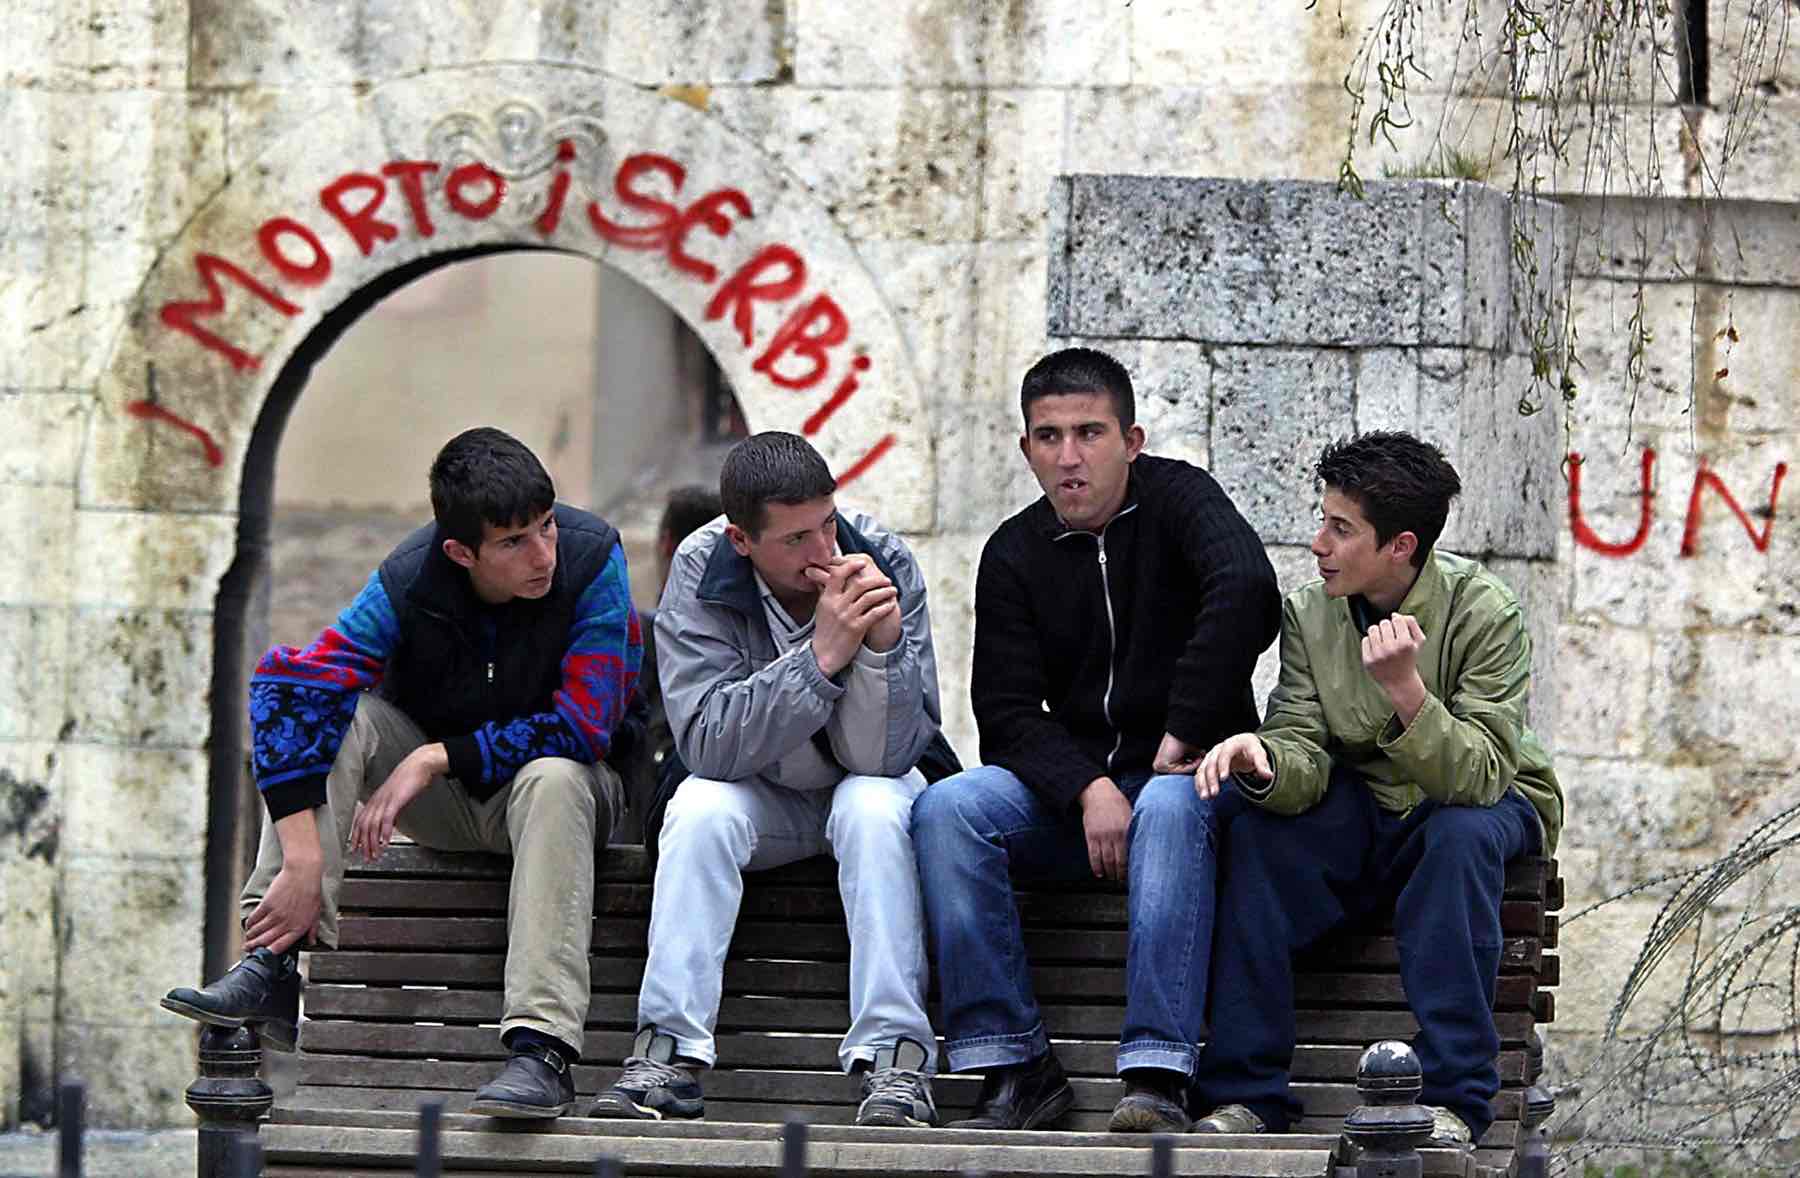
[242,694,620,1053]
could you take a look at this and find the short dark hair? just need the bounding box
[660,484,722,548]
[1315,431,1462,567]
[719,432,836,538]
[428,427,556,549]
[1020,347,1135,430]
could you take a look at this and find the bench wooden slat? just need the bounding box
[261,1122,1341,1176]
[351,845,1554,898]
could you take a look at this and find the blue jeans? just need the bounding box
[1190,769,1540,1140]
[911,765,1221,1076]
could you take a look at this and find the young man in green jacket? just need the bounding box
[1189,431,1564,1149]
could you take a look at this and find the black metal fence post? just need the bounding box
[1509,1084,1555,1178]
[1150,1133,1174,1178]
[593,1153,624,1178]
[57,1081,83,1178]
[781,1119,807,1178]
[416,1099,444,1178]
[185,1025,274,1178]
[1340,1040,1433,1178]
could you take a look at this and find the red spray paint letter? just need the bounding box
[256,217,332,286]
[1568,449,1656,558]
[381,161,440,237]
[534,141,579,237]
[445,162,506,220]
[803,354,871,436]
[588,153,686,249]
[668,189,754,282]
[1681,458,1789,556]
[159,253,303,372]
[835,435,896,487]
[706,245,806,347]
[320,172,398,255]
[126,401,224,467]
[754,295,848,390]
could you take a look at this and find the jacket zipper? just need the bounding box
[1096,534,1123,773]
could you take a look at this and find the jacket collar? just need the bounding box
[405,525,561,618]
[696,512,895,618]
[1343,548,1450,629]
[1034,465,1144,541]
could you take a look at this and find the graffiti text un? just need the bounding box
[1568,449,1788,558]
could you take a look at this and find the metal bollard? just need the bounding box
[226,1132,263,1178]
[416,1099,444,1178]
[1149,1133,1175,1178]
[781,1119,807,1178]
[57,1081,83,1178]
[185,1025,274,1178]
[1508,1084,1556,1178]
[1339,1041,1434,1178]
[593,1154,624,1178]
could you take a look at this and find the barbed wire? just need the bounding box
[1554,791,1800,1173]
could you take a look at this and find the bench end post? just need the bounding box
[184,1025,273,1178]
[1340,1040,1432,1178]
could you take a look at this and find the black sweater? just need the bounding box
[972,454,1282,811]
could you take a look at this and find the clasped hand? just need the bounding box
[807,554,901,675]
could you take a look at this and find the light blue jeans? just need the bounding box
[912,765,1220,1077]
[637,769,936,1073]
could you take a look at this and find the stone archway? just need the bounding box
[85,64,931,521]
[66,62,935,1118]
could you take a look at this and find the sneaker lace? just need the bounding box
[616,1054,689,1091]
[862,1066,926,1106]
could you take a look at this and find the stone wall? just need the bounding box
[2,0,1796,1132]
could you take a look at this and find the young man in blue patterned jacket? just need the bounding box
[162,427,643,1119]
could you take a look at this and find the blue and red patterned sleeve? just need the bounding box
[442,543,643,790]
[249,571,400,820]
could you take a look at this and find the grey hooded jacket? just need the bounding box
[654,509,945,791]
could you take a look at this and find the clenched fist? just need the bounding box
[1361,613,1428,726]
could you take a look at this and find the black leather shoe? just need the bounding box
[948,1050,1075,1130]
[469,1045,576,1119]
[161,948,301,1052]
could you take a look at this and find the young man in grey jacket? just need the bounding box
[591,431,949,1128]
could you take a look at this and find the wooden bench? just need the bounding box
[233,843,1560,1177]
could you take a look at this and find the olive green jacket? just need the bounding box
[1247,549,1564,853]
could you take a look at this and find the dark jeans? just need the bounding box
[911,766,1222,1076]
[1190,769,1540,1140]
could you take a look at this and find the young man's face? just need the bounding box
[727,496,838,604]
[447,508,559,604]
[1311,488,1414,601]
[1020,391,1146,532]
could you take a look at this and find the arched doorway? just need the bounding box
[80,64,936,987]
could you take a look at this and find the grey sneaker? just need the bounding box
[855,1039,937,1127]
[1191,1103,1266,1134]
[588,1028,705,1121]
[1426,1105,1474,1149]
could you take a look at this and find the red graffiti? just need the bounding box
[152,142,893,481]
[1682,458,1788,556]
[1568,449,1656,557]
[126,401,223,467]
[1569,448,1789,558]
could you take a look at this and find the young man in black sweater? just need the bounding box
[912,347,1280,1132]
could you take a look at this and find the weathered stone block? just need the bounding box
[1210,346,1353,545]
[795,0,1128,86]
[64,609,211,747]
[1252,545,1322,712]
[709,86,986,241]
[1352,347,1420,436]
[73,510,246,614]
[0,485,76,608]
[1552,895,1701,1036]
[603,1,784,84]
[0,394,91,487]
[905,530,987,764]
[1065,84,1350,182]
[1566,195,1800,289]
[1486,556,1566,745]
[1696,96,1800,205]
[1418,183,1512,352]
[1647,629,1800,767]
[1560,756,1717,852]
[57,745,209,861]
[979,88,1066,242]
[4,0,190,90]
[931,401,1043,534]
[80,91,229,243]
[56,1023,194,1128]
[1556,623,1653,759]
[58,857,204,1026]
[1049,177,1437,346]
[0,609,69,743]
[855,240,979,402]
[1418,350,1562,560]
[188,0,425,86]
[1127,0,1361,89]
